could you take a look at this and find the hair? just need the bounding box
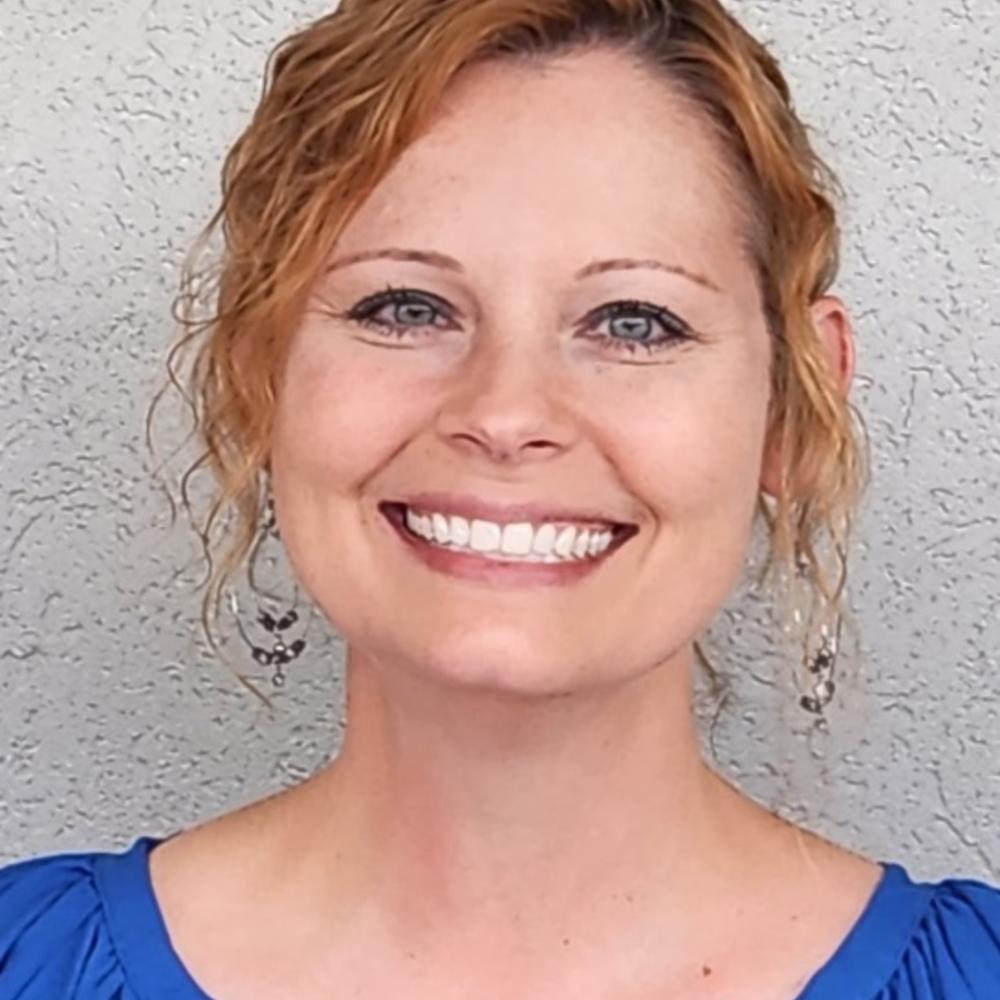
[146,0,870,714]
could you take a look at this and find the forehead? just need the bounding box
[336,47,752,286]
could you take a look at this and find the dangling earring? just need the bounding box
[227,491,313,688]
[799,616,840,716]
[790,553,841,717]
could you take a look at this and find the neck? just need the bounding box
[273,644,792,986]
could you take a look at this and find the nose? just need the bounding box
[434,333,579,466]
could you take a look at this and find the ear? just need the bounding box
[760,296,856,498]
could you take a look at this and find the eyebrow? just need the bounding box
[325,247,722,293]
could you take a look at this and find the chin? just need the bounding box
[385,625,605,699]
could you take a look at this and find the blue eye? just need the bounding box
[583,300,693,356]
[344,285,455,340]
[343,285,695,357]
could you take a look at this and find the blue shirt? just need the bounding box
[1,834,999,998]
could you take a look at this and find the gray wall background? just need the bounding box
[1,0,998,881]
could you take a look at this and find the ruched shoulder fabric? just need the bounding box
[0,834,209,1000]
[0,845,138,998]
[799,861,1000,998]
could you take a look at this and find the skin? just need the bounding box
[150,47,876,999]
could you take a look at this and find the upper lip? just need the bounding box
[384,492,636,529]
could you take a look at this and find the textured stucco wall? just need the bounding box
[1,1,998,882]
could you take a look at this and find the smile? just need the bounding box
[378,502,638,585]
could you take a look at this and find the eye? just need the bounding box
[342,285,455,340]
[340,286,696,358]
[580,299,694,356]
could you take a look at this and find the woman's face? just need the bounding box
[270,47,774,695]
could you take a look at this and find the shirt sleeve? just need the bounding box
[0,848,137,999]
[882,874,1000,998]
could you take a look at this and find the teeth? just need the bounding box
[469,518,502,553]
[401,507,618,563]
[432,512,450,545]
[554,526,576,558]
[449,514,470,546]
[501,522,534,556]
[532,523,557,555]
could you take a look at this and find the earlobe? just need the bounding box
[759,295,856,499]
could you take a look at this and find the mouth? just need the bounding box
[378,500,638,572]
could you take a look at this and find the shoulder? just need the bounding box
[837,862,1000,999]
[890,867,1000,992]
[0,837,157,999]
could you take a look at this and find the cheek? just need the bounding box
[587,361,770,645]
[272,330,428,489]
[588,356,770,525]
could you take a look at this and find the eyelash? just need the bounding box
[341,284,695,357]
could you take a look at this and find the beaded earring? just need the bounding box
[227,492,313,688]
[789,552,841,716]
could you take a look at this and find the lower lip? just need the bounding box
[379,505,630,587]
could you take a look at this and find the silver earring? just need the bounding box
[799,617,840,716]
[228,492,313,688]
[791,553,841,717]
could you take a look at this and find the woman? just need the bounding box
[2,1,998,997]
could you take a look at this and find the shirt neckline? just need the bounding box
[94,835,934,1000]
[94,833,215,1000]
[794,859,934,998]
